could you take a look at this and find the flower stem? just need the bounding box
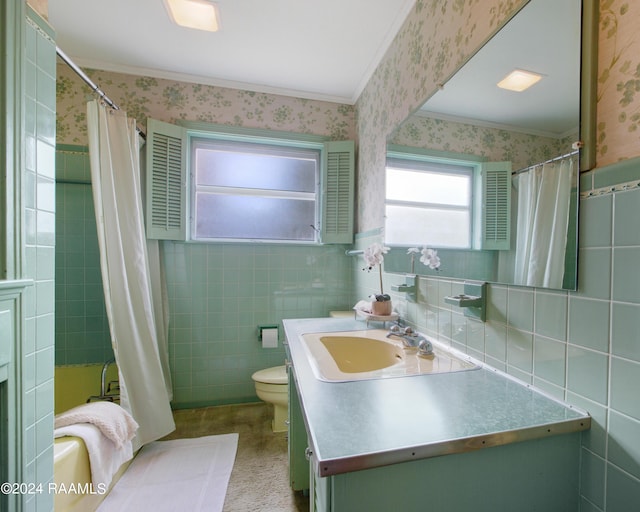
[379,265,384,295]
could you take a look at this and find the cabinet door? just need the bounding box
[287,363,310,491]
[310,455,331,512]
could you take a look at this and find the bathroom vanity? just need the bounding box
[284,317,590,512]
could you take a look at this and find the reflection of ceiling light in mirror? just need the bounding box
[164,0,220,32]
[497,69,543,92]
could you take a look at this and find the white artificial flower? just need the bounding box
[407,247,420,254]
[363,243,389,269]
[420,247,441,270]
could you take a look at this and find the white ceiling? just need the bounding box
[48,0,416,104]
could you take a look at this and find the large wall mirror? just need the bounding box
[383,0,597,291]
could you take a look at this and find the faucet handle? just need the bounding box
[418,339,433,356]
[388,324,401,333]
[403,326,414,335]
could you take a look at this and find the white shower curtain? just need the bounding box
[87,100,175,448]
[514,158,573,288]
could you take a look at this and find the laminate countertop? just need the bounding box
[283,317,591,477]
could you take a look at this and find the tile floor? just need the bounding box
[162,402,309,512]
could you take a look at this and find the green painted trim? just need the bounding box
[1,0,24,281]
[1,4,26,508]
[387,144,486,164]
[580,0,599,172]
[56,143,89,153]
[0,279,33,291]
[179,120,331,147]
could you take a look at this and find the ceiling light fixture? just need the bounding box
[497,69,543,92]
[164,0,220,32]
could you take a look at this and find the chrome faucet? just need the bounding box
[386,324,433,355]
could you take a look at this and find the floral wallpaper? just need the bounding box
[390,114,575,172]
[355,0,527,232]
[596,0,640,166]
[56,65,356,145]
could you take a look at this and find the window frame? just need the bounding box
[189,135,322,244]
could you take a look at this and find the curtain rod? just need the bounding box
[56,46,120,110]
[56,46,146,139]
[513,149,579,176]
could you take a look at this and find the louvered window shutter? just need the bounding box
[320,141,355,244]
[481,161,511,250]
[146,118,188,240]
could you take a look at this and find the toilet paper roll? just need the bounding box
[261,328,278,348]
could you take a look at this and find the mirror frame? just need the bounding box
[382,0,599,291]
[580,0,598,173]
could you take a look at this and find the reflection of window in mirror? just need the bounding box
[385,156,473,248]
[385,150,511,251]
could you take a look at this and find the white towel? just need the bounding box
[54,423,134,488]
[55,402,138,449]
[353,299,373,313]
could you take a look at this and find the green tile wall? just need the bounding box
[354,159,640,510]
[55,146,113,365]
[163,241,353,407]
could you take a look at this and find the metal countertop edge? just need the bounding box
[314,416,591,477]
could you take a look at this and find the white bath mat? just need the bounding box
[98,433,239,512]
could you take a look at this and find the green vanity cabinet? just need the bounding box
[309,454,329,512]
[287,359,310,492]
[308,432,582,512]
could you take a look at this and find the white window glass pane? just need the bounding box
[195,146,317,192]
[386,168,470,206]
[385,205,470,248]
[195,193,316,241]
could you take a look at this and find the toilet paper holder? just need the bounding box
[258,325,279,341]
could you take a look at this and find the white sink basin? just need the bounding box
[301,329,478,382]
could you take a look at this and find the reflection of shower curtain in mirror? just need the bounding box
[514,158,573,288]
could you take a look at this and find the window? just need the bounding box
[145,119,354,244]
[385,156,474,248]
[191,138,320,242]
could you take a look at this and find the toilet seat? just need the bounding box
[251,365,287,385]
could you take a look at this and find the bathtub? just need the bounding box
[54,435,133,511]
[54,363,129,511]
[55,363,119,414]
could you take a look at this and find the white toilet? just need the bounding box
[251,365,288,433]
